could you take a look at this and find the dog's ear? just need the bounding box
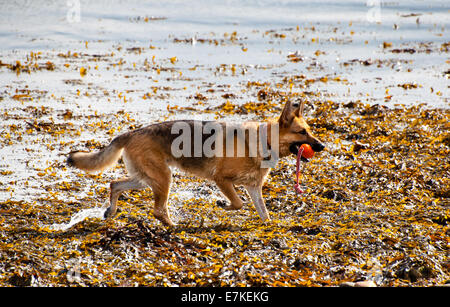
[279,100,296,127]
[294,99,305,117]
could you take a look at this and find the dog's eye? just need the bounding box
[292,102,299,108]
[298,129,307,135]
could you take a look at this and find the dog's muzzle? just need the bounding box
[312,142,325,152]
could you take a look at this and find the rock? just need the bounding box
[340,280,377,287]
[215,199,227,208]
[340,282,356,287]
[270,238,289,250]
[343,101,357,108]
[355,280,377,287]
[8,272,32,287]
[320,189,347,201]
[353,141,370,152]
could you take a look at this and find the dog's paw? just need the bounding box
[103,207,117,219]
[215,199,228,208]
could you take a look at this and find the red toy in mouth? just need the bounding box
[299,143,314,159]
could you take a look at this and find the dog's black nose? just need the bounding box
[312,143,325,152]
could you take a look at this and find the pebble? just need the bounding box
[340,280,377,287]
[355,280,377,287]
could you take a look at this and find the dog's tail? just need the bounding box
[67,132,131,172]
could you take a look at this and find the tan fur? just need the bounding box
[67,100,325,226]
[68,132,131,172]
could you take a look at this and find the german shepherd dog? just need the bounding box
[67,100,325,226]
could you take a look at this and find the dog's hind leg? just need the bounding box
[139,166,174,226]
[245,185,270,222]
[104,177,145,219]
[215,180,243,211]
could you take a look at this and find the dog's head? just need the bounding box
[277,99,325,160]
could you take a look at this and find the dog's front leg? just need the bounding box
[245,185,270,222]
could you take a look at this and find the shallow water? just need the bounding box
[48,207,106,231]
[0,0,448,205]
[1,0,448,109]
